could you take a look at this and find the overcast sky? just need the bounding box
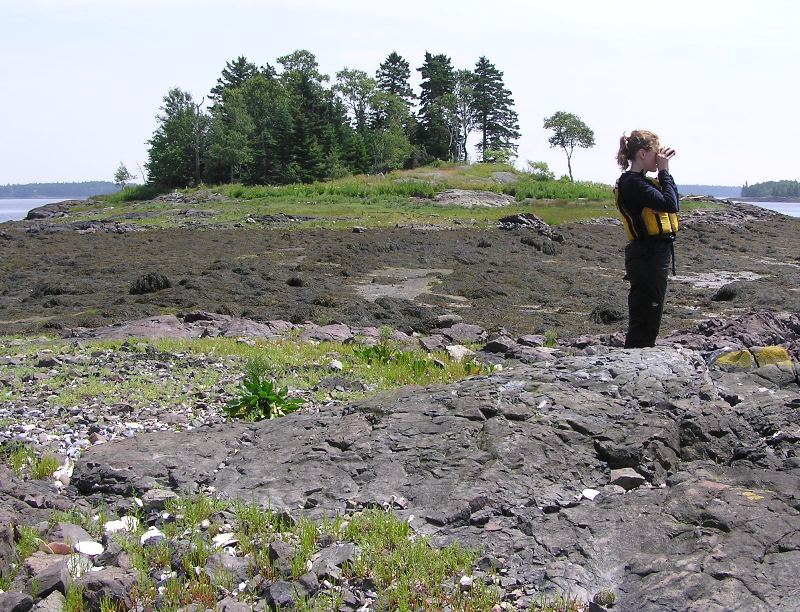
[1,0,797,187]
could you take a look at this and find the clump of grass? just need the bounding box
[16,525,42,561]
[530,593,589,611]
[31,453,60,479]
[64,583,85,612]
[1,441,34,476]
[340,508,498,610]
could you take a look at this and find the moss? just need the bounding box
[715,349,756,369]
[751,345,793,368]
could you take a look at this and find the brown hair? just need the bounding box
[616,130,659,170]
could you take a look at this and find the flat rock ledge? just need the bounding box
[68,346,800,611]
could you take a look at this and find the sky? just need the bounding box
[1,0,798,187]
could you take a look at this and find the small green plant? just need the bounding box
[352,341,396,365]
[593,589,617,607]
[224,358,303,421]
[544,330,558,348]
[1,441,34,476]
[64,582,85,612]
[31,453,60,479]
[16,525,41,561]
[530,593,588,611]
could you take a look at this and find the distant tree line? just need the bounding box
[146,50,521,188]
[0,182,119,198]
[741,180,800,198]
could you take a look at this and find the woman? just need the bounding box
[615,130,678,348]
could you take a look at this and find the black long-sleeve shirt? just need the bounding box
[617,169,680,215]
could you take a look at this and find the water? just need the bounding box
[734,200,800,218]
[0,198,76,223]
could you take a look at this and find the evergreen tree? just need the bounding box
[472,56,520,160]
[209,56,259,103]
[146,87,205,187]
[416,52,456,160]
[205,88,255,183]
[376,52,414,103]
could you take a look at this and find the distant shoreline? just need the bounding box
[734,196,800,203]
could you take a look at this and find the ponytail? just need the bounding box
[616,130,659,170]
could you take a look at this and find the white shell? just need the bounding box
[75,541,104,556]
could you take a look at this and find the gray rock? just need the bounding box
[70,346,800,611]
[441,323,486,344]
[217,596,250,612]
[74,567,137,611]
[311,543,358,580]
[204,553,250,585]
[22,553,70,599]
[0,592,33,612]
[609,468,646,491]
[47,523,92,546]
[264,581,297,609]
[30,591,63,612]
[268,540,294,576]
[141,488,178,511]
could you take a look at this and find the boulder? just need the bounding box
[74,567,137,611]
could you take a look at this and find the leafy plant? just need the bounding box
[32,453,60,479]
[224,358,303,421]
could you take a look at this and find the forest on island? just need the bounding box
[741,180,800,198]
[145,50,523,188]
[0,181,119,198]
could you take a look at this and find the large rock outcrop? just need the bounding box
[72,346,800,610]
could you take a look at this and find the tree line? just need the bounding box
[0,182,119,198]
[145,50,522,188]
[741,180,800,198]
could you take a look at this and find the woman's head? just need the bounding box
[617,130,660,170]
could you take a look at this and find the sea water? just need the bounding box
[735,201,800,218]
[0,198,73,223]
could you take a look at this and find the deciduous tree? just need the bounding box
[543,111,595,182]
[113,162,136,189]
[416,52,456,160]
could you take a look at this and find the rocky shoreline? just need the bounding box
[1,199,799,611]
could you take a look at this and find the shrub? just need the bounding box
[224,358,303,421]
[129,272,172,295]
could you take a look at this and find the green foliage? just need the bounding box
[224,358,303,421]
[507,177,612,201]
[544,330,558,348]
[31,453,60,479]
[146,87,204,188]
[64,583,85,612]
[1,441,33,476]
[16,525,41,561]
[525,160,556,181]
[113,162,136,189]
[98,182,167,203]
[473,56,520,160]
[741,179,800,197]
[543,111,596,182]
[530,593,588,611]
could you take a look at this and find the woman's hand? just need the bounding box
[656,147,676,171]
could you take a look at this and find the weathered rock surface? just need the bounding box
[71,346,800,610]
[433,189,516,208]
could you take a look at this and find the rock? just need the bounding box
[264,581,297,609]
[609,468,646,491]
[435,313,463,328]
[299,324,354,343]
[441,323,486,344]
[217,596,250,612]
[751,345,792,368]
[445,345,475,362]
[481,336,516,354]
[518,334,546,348]
[311,543,358,580]
[73,541,103,556]
[581,489,601,501]
[352,226,367,233]
[70,345,800,611]
[30,591,63,612]
[35,355,61,368]
[140,527,165,547]
[434,189,516,208]
[0,593,33,612]
[129,272,171,295]
[47,523,92,547]
[74,567,137,611]
[103,516,138,535]
[211,533,237,549]
[22,553,70,599]
[419,334,447,353]
[328,359,344,372]
[268,541,294,576]
[204,553,250,585]
[141,488,178,511]
[589,306,625,325]
[715,349,756,370]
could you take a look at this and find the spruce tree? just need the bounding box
[209,56,259,103]
[472,56,520,160]
[416,52,456,160]
[376,52,415,103]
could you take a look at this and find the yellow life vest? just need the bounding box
[614,177,679,241]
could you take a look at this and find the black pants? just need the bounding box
[624,239,672,348]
